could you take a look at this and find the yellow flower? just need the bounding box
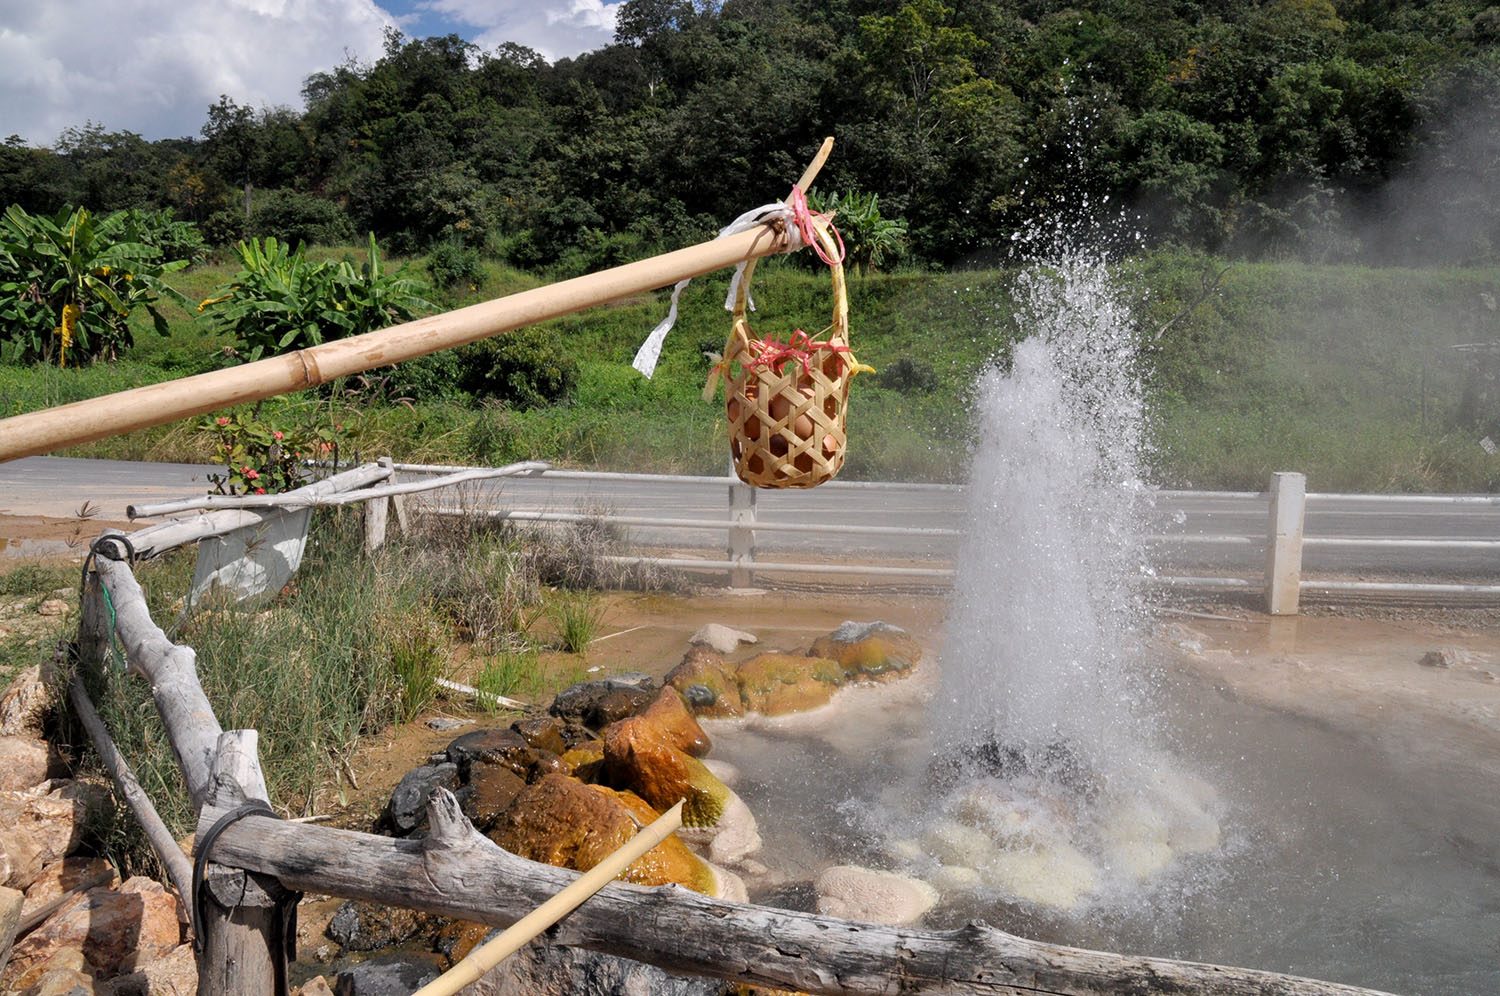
[55,303,81,368]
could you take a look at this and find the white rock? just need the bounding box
[882,838,925,865]
[921,819,994,868]
[700,758,739,786]
[979,843,1098,911]
[815,865,938,925]
[709,863,748,904]
[929,865,982,895]
[36,600,68,618]
[688,624,757,655]
[707,792,762,866]
[1107,838,1175,883]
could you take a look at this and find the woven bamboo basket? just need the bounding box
[722,220,854,489]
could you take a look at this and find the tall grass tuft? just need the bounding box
[549,591,605,653]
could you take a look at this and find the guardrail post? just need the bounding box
[728,480,756,589]
[1265,471,1306,615]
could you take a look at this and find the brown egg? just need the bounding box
[793,413,815,439]
[822,433,839,458]
[768,392,791,423]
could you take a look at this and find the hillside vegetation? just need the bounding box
[3,249,1497,493]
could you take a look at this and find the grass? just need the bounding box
[4,247,1500,490]
[549,591,606,654]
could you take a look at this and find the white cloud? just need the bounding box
[420,0,621,61]
[0,0,396,145]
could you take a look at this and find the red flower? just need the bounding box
[272,431,284,441]
[216,417,230,426]
[245,469,261,481]
[254,487,266,495]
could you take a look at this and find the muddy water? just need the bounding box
[710,656,1500,996]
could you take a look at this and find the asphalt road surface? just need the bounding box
[2,456,1497,581]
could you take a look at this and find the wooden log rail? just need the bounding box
[74,538,1395,996]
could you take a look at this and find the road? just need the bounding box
[1,456,1497,580]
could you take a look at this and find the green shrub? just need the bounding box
[426,241,485,290]
[460,326,578,408]
[250,189,355,248]
[203,233,431,361]
[879,356,938,393]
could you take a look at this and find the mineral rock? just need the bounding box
[664,647,742,718]
[734,653,843,716]
[808,621,922,679]
[490,773,716,894]
[815,865,938,925]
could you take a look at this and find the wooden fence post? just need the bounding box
[728,479,756,589]
[1265,471,1306,616]
[196,731,292,996]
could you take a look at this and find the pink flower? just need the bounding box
[216,417,230,426]
[245,469,261,481]
[272,431,284,441]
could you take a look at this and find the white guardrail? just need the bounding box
[384,463,1500,614]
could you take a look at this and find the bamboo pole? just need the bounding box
[413,801,685,996]
[0,139,835,464]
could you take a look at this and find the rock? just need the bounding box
[808,621,921,679]
[601,717,730,828]
[1419,647,1463,668]
[469,741,565,786]
[326,900,439,952]
[559,742,605,782]
[637,687,712,757]
[6,944,93,994]
[298,977,336,996]
[445,728,526,770]
[929,864,982,895]
[664,648,743,718]
[36,601,68,618]
[510,716,568,755]
[490,773,717,894]
[734,654,843,716]
[103,942,197,995]
[978,842,1098,910]
[1,781,110,891]
[468,935,732,996]
[688,624,757,655]
[678,791,762,867]
[549,677,657,730]
[0,736,52,792]
[814,866,938,925]
[384,763,458,835]
[18,967,96,996]
[21,857,118,923]
[0,666,50,737]
[700,759,738,787]
[7,877,181,981]
[461,761,527,832]
[333,953,442,996]
[434,919,495,964]
[424,717,471,731]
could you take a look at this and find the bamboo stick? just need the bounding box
[0,139,834,464]
[413,801,685,996]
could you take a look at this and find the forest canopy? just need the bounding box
[3,0,1498,269]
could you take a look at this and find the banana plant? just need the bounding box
[0,205,189,365]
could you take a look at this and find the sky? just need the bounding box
[0,0,621,147]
